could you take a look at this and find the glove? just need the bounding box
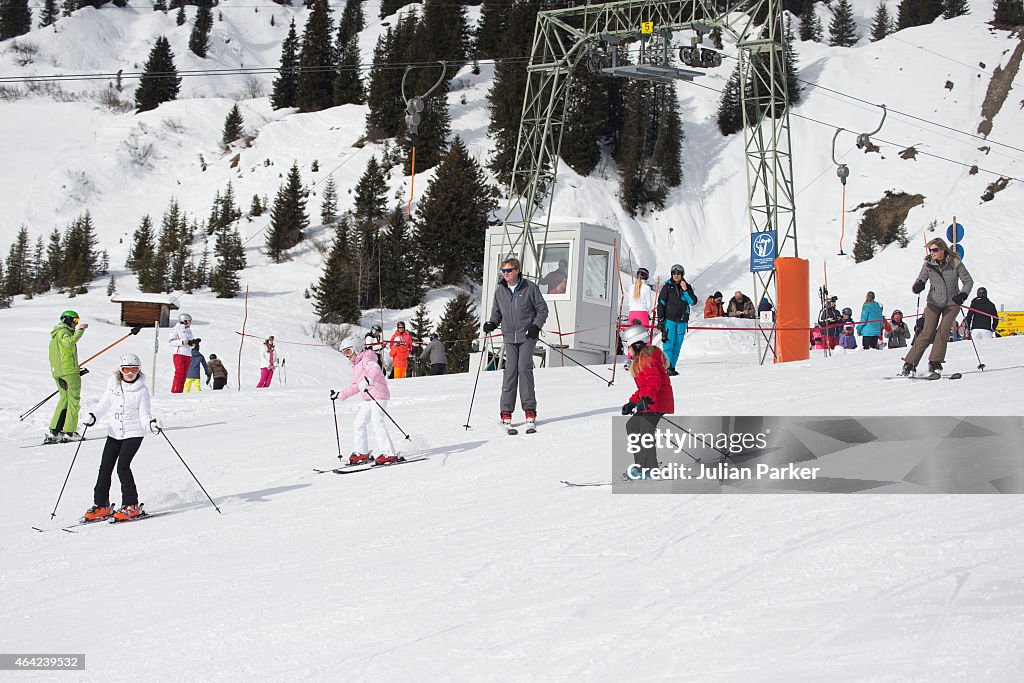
[329,389,339,401]
[190,338,202,346]
[621,401,636,416]
[84,412,97,428]
[661,330,668,345]
[130,326,142,336]
[362,377,371,389]
[482,321,498,334]
[912,280,925,294]
[636,396,654,413]
[57,378,68,390]
[79,367,89,376]
[952,292,968,305]
[149,419,161,434]
[206,378,211,386]
[526,324,542,340]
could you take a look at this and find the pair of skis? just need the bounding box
[503,421,537,436]
[32,507,164,533]
[313,456,427,475]
[885,372,963,381]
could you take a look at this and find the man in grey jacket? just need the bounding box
[419,334,447,376]
[901,237,973,377]
[483,258,549,430]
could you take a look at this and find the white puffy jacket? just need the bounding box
[169,322,194,358]
[91,373,155,440]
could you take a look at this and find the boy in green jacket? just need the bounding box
[47,310,88,443]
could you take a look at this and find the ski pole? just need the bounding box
[48,424,90,519]
[329,390,342,458]
[536,338,613,386]
[20,326,142,422]
[157,427,221,514]
[463,336,489,430]
[957,310,986,371]
[363,388,411,440]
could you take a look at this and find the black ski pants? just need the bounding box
[428,363,446,376]
[94,436,143,507]
[212,377,227,390]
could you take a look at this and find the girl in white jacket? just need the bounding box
[80,354,160,522]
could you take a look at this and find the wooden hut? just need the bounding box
[110,294,180,328]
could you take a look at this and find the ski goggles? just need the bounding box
[120,365,141,375]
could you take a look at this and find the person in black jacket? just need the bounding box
[964,287,999,340]
[656,264,697,377]
[817,298,841,350]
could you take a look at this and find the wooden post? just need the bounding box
[151,317,159,396]
[237,285,249,391]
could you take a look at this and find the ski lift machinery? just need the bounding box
[488,0,801,365]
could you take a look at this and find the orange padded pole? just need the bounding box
[774,257,810,363]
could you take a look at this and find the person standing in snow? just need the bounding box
[207,353,229,390]
[483,257,549,431]
[885,310,911,349]
[335,336,399,466]
[46,310,89,443]
[256,336,276,388]
[857,291,884,350]
[184,342,210,392]
[620,324,674,475]
[818,297,842,350]
[388,322,413,379]
[419,334,447,376]
[656,264,697,377]
[364,324,385,370]
[964,287,999,340]
[79,354,161,522]
[168,313,196,394]
[838,308,858,350]
[901,237,974,377]
[624,267,656,368]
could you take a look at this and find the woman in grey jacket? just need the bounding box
[901,237,973,377]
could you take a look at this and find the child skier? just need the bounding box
[838,307,858,350]
[335,336,398,466]
[80,353,161,522]
[619,324,674,474]
[886,310,911,349]
[184,342,210,392]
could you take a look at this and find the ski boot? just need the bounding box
[82,505,113,522]
[60,432,83,443]
[925,361,943,380]
[667,367,679,377]
[112,503,145,521]
[43,429,61,445]
[900,362,915,377]
[500,411,517,435]
[375,454,400,466]
[525,409,537,434]
[348,452,372,466]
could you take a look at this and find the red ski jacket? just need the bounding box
[629,348,675,414]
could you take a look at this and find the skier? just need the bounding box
[184,342,210,392]
[619,323,674,474]
[256,336,276,388]
[388,322,413,379]
[964,287,998,340]
[703,291,726,319]
[419,333,447,376]
[901,237,974,377]
[335,336,398,466]
[168,313,196,394]
[624,267,656,369]
[207,353,229,390]
[857,291,884,350]
[80,353,160,522]
[818,297,841,350]
[483,257,549,431]
[364,324,385,370]
[838,308,858,350]
[656,264,697,376]
[885,310,911,349]
[47,310,89,443]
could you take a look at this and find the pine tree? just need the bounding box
[222,103,245,147]
[419,0,469,69]
[320,176,338,224]
[798,0,822,41]
[943,0,970,18]
[29,236,46,296]
[312,219,361,323]
[154,0,166,10]
[434,292,479,373]
[40,0,59,28]
[296,0,335,113]
[196,244,210,288]
[351,156,389,306]
[475,0,507,59]
[176,6,185,26]
[135,36,181,113]
[784,17,802,105]
[333,36,364,106]
[365,13,418,139]
[45,227,62,291]
[871,2,896,40]
[853,213,883,262]
[209,257,240,298]
[0,0,32,41]
[271,19,300,109]
[3,226,31,297]
[106,274,117,296]
[189,1,214,58]
[61,212,99,294]
[416,137,498,284]
[0,260,11,309]
[379,0,403,18]
[353,155,389,225]
[220,181,242,228]
[993,0,1023,24]
[337,0,364,45]
[409,302,433,344]
[379,205,423,309]
[897,0,945,29]
[717,64,744,136]
[617,81,683,216]
[561,58,611,177]
[128,215,160,291]
[267,162,309,261]
[829,0,860,46]
[214,222,246,272]
[250,194,264,217]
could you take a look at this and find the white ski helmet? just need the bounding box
[120,353,142,367]
[179,313,193,323]
[620,324,649,348]
[340,335,364,355]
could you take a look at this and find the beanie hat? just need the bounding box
[713,291,722,299]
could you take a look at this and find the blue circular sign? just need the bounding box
[954,243,964,260]
[946,223,965,243]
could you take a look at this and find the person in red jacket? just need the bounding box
[388,321,413,379]
[619,324,674,476]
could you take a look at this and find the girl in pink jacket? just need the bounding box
[337,336,397,466]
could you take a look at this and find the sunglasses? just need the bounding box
[928,247,942,253]
[500,268,516,273]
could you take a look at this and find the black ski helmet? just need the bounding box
[670,264,685,276]
[842,307,852,316]
[977,287,987,298]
